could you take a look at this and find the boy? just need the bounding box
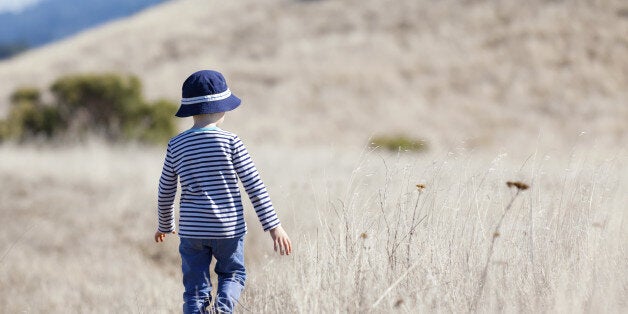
[154,70,292,314]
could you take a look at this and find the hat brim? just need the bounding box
[175,94,241,117]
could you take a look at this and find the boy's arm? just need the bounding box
[156,145,177,237]
[231,136,281,231]
[232,136,291,254]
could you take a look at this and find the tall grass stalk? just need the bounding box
[472,182,528,311]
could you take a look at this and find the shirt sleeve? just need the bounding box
[231,135,281,231]
[157,144,177,233]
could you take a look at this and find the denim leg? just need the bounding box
[212,236,246,313]
[179,238,212,314]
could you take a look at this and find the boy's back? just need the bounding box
[158,127,280,238]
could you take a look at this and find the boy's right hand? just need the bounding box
[269,225,292,255]
[154,230,176,243]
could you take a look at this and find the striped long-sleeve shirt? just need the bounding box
[157,126,280,238]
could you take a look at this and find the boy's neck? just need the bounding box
[192,113,225,129]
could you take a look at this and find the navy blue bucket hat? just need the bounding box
[175,70,241,117]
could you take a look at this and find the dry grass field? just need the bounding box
[0,141,625,313]
[0,0,627,313]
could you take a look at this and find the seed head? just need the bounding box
[360,232,368,239]
[506,181,529,191]
[394,298,404,308]
[493,232,500,238]
[416,184,426,191]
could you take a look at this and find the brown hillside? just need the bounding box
[0,0,626,150]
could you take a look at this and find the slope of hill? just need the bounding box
[0,0,626,151]
[0,0,167,58]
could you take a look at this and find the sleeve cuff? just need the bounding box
[263,221,281,232]
[158,226,176,233]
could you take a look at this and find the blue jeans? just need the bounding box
[179,236,246,314]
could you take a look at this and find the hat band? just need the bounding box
[181,89,231,105]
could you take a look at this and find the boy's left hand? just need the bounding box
[154,230,176,243]
[269,225,292,255]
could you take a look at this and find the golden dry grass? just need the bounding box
[0,141,625,313]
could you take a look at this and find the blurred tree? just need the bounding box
[1,73,178,144]
[51,73,144,139]
[0,87,63,141]
[10,87,40,104]
[124,99,179,144]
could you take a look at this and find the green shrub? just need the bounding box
[1,73,178,144]
[51,73,144,138]
[124,99,179,144]
[370,134,429,153]
[10,87,40,104]
[7,102,63,139]
[1,87,64,141]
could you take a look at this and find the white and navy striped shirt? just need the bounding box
[157,127,280,238]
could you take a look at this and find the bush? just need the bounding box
[10,87,40,104]
[1,87,64,141]
[1,73,178,144]
[369,134,429,153]
[51,73,144,138]
[124,99,178,144]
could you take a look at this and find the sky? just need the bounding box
[0,0,42,13]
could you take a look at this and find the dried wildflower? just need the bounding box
[506,181,529,190]
[416,184,426,191]
[474,181,527,311]
[360,232,368,239]
[394,298,404,308]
